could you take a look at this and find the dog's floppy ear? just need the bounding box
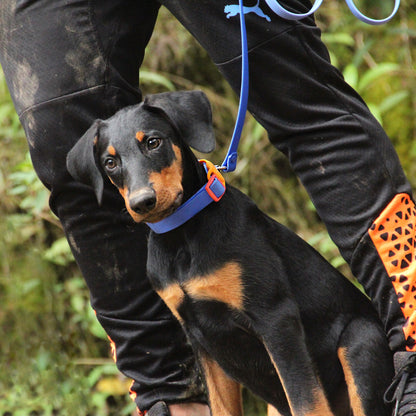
[66,120,104,205]
[144,90,216,153]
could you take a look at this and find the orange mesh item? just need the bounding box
[369,193,416,351]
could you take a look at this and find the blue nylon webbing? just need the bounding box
[219,0,249,173]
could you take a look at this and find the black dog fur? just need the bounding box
[67,90,393,416]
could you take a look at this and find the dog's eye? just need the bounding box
[104,157,118,171]
[146,137,161,151]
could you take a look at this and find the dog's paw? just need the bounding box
[147,401,171,416]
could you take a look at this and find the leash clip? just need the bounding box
[199,159,226,202]
[222,152,238,173]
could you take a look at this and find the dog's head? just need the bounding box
[66,90,215,223]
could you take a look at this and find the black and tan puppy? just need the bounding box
[67,90,393,416]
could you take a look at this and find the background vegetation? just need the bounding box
[0,1,415,414]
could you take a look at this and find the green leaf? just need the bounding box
[357,63,399,92]
[321,33,355,46]
[378,90,409,115]
[352,39,375,68]
[343,64,359,89]
[20,188,49,214]
[8,184,27,195]
[88,307,108,339]
[140,70,176,91]
[367,103,383,125]
[43,237,74,266]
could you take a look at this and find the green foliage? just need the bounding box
[0,3,415,414]
[0,66,131,414]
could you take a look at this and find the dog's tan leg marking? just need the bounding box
[265,347,334,416]
[200,354,243,416]
[157,283,185,324]
[184,262,244,310]
[303,393,335,416]
[338,347,365,416]
[267,404,284,416]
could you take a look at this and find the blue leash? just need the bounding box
[220,0,249,173]
[147,0,400,234]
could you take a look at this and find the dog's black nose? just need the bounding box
[129,189,157,214]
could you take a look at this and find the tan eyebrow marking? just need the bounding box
[107,145,117,156]
[136,131,145,142]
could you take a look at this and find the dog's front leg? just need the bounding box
[199,353,243,416]
[267,404,285,416]
[255,301,335,416]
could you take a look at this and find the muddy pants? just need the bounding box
[0,0,413,412]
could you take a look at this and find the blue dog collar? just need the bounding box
[146,160,226,234]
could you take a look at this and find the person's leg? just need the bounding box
[161,0,410,351]
[161,0,416,410]
[0,1,207,413]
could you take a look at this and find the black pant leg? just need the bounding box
[161,0,413,351]
[0,0,206,411]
